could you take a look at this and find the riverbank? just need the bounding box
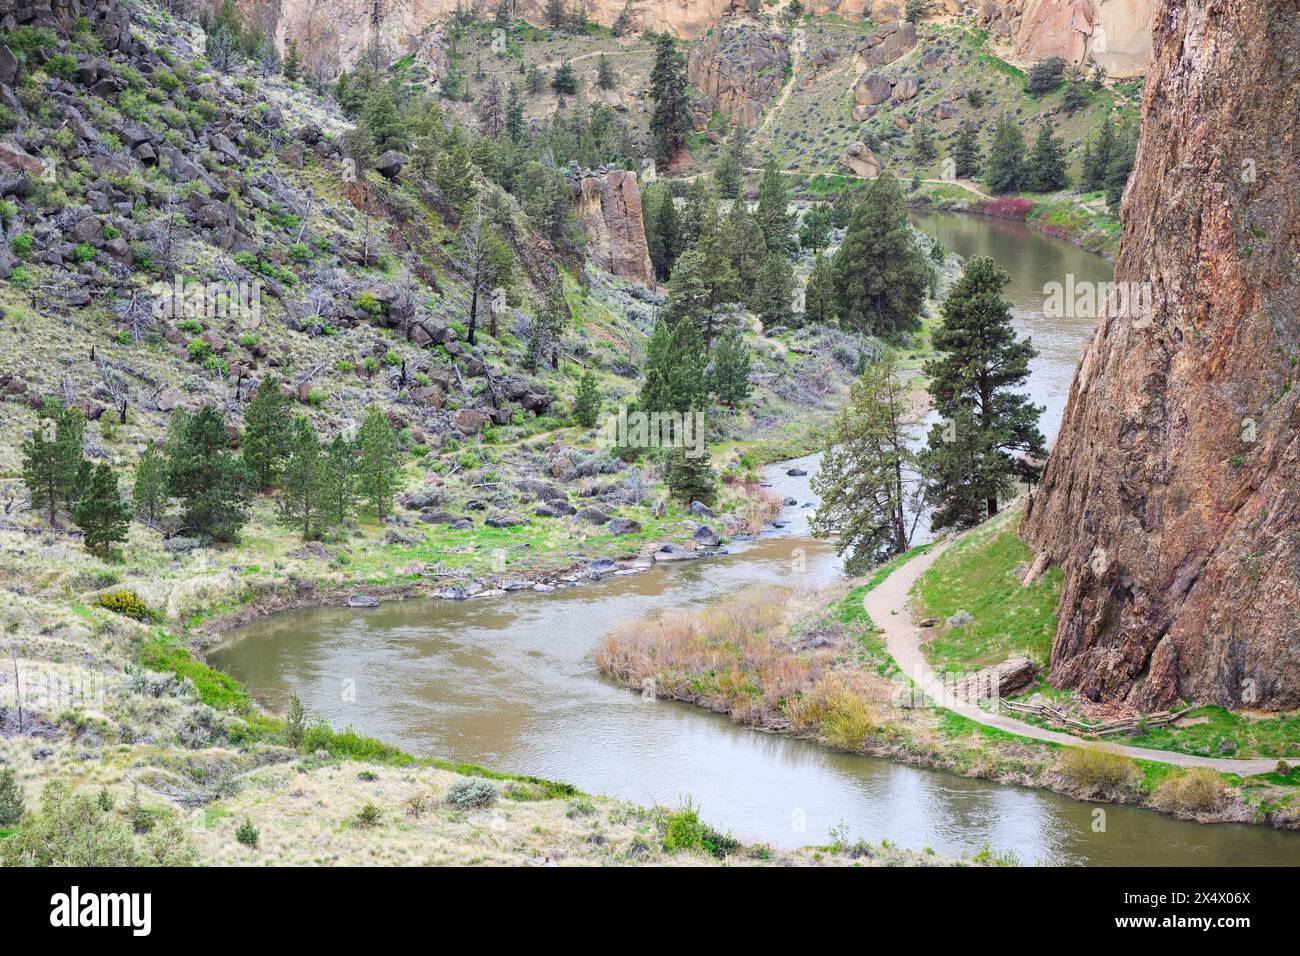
[594,508,1300,834]
[910,183,1122,260]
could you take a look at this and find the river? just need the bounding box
[209,213,1300,866]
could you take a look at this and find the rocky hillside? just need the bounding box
[1022,0,1300,711]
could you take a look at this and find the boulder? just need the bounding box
[855,73,893,106]
[688,501,715,517]
[451,408,490,435]
[574,506,611,525]
[652,543,698,563]
[607,517,642,535]
[346,595,380,608]
[693,525,721,548]
[375,150,406,179]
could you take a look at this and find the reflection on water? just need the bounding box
[211,222,1300,866]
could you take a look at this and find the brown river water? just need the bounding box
[210,213,1300,865]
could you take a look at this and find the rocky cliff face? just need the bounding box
[1021,0,1300,711]
[570,168,654,286]
[687,25,791,128]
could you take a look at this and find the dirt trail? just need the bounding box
[863,542,1282,775]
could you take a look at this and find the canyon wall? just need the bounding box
[1021,0,1300,710]
[569,168,654,286]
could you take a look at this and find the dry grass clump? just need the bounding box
[1056,744,1142,797]
[783,673,883,752]
[595,589,816,722]
[1152,767,1228,816]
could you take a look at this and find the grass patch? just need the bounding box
[913,507,1060,673]
[1125,706,1300,760]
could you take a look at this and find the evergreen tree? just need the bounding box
[437,126,478,215]
[952,121,982,179]
[526,64,544,95]
[921,256,1044,528]
[494,0,513,30]
[242,374,293,491]
[721,198,764,296]
[73,464,131,557]
[545,0,566,28]
[640,318,707,416]
[22,398,86,526]
[912,119,937,164]
[830,186,855,229]
[707,324,751,407]
[531,277,570,370]
[1062,63,1088,114]
[573,369,602,428]
[1026,57,1065,96]
[356,404,400,519]
[131,443,169,525]
[478,76,505,138]
[799,203,833,254]
[986,113,1028,194]
[752,253,795,330]
[831,173,929,339]
[0,766,24,827]
[803,251,837,326]
[343,123,377,177]
[320,434,358,530]
[279,416,325,541]
[596,53,615,90]
[165,406,251,542]
[715,131,747,199]
[755,159,795,256]
[552,60,578,95]
[1026,121,1069,192]
[363,87,407,152]
[282,38,301,81]
[648,33,689,165]
[1104,125,1137,214]
[660,246,713,337]
[645,185,681,282]
[664,447,717,507]
[1082,116,1116,192]
[505,83,525,141]
[811,353,923,572]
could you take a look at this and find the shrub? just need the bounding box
[10,233,33,258]
[1057,745,1141,796]
[353,802,382,828]
[235,818,259,848]
[96,590,153,622]
[1153,767,1228,815]
[445,778,498,810]
[73,242,96,263]
[285,695,307,749]
[660,801,739,859]
[0,766,25,826]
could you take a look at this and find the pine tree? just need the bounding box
[132,443,169,525]
[811,352,923,572]
[707,324,751,408]
[1082,116,1115,192]
[649,33,689,165]
[803,251,837,326]
[798,203,832,254]
[912,119,937,164]
[721,198,764,296]
[1062,64,1088,115]
[645,185,681,282]
[437,127,478,215]
[356,404,400,519]
[165,406,251,542]
[1104,124,1137,214]
[831,172,929,339]
[552,60,577,95]
[952,121,982,179]
[665,447,717,507]
[242,374,293,491]
[320,434,358,530]
[986,113,1027,194]
[22,398,86,526]
[478,76,505,138]
[596,53,615,90]
[1026,121,1069,192]
[640,317,707,416]
[72,464,131,557]
[752,253,795,330]
[715,133,746,199]
[0,766,24,827]
[363,87,407,152]
[494,0,513,30]
[505,83,525,141]
[531,277,570,370]
[660,245,713,338]
[283,38,301,81]
[921,256,1045,528]
[755,159,795,256]
[830,186,855,229]
[546,0,566,27]
[279,416,325,541]
[573,369,602,428]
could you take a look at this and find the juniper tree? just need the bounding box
[74,464,131,557]
[803,252,837,326]
[831,172,928,339]
[986,113,1028,194]
[356,404,400,519]
[437,126,477,215]
[1104,124,1138,214]
[645,183,682,282]
[165,406,251,542]
[0,766,24,826]
[798,203,832,255]
[552,61,578,95]
[505,83,525,141]
[755,159,795,256]
[1026,121,1069,192]
[811,352,923,572]
[912,119,937,164]
[921,256,1045,528]
[752,253,795,330]
[665,447,718,507]
[279,416,325,541]
[242,374,293,491]
[530,277,570,370]
[715,134,745,199]
[952,121,982,179]
[707,324,751,408]
[320,434,358,530]
[640,317,707,417]
[596,53,615,90]
[132,443,169,526]
[573,369,602,428]
[1082,116,1116,192]
[649,33,689,165]
[22,398,86,526]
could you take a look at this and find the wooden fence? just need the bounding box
[999,698,1196,737]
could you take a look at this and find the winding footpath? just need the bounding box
[863,542,1281,775]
